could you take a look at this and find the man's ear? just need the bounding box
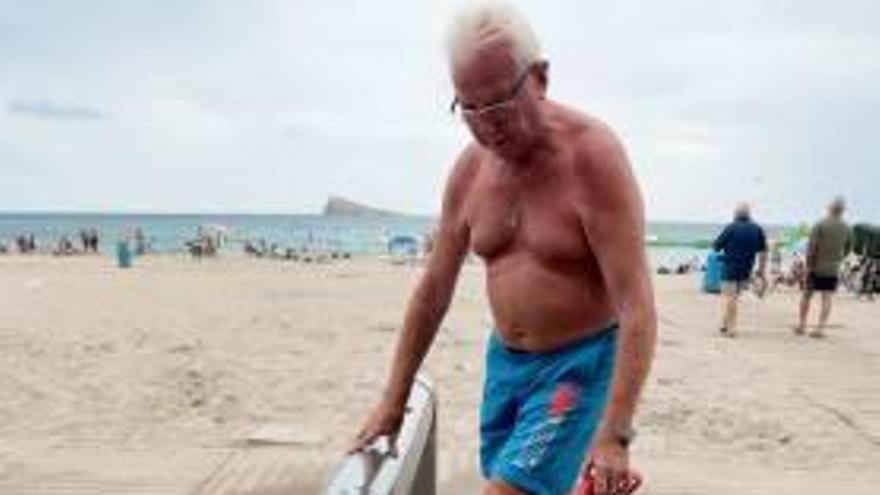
[533,60,549,96]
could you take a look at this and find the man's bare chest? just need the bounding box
[465,164,590,265]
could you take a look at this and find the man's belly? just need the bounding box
[486,259,615,352]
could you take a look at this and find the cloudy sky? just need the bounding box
[1,0,878,223]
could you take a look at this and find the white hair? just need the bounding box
[446,1,542,72]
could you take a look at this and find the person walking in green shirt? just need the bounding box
[796,197,852,338]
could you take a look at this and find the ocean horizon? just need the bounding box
[0,212,797,266]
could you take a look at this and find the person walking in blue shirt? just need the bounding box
[713,203,767,337]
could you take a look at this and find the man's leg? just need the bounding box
[484,480,528,495]
[727,292,739,336]
[797,289,812,335]
[719,290,728,334]
[481,333,520,492]
[721,285,739,336]
[486,330,616,495]
[813,292,834,338]
[720,284,731,335]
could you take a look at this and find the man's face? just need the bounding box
[452,35,542,159]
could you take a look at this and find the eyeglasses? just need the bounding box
[450,65,533,119]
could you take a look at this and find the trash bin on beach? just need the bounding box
[703,251,723,293]
[116,240,132,268]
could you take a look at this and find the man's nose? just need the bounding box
[474,112,512,136]
[482,109,511,128]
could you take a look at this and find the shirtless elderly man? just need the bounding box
[351,3,656,494]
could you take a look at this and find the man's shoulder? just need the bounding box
[828,217,849,230]
[728,220,761,237]
[451,142,484,177]
[553,106,628,187]
[725,222,747,238]
[813,217,836,236]
[551,105,619,155]
[714,223,732,241]
[443,143,484,202]
[823,217,851,238]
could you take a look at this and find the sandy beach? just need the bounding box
[0,253,878,494]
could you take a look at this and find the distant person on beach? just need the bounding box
[796,197,852,338]
[712,203,767,337]
[862,259,879,300]
[769,241,783,289]
[789,253,807,291]
[351,4,656,495]
[89,228,100,253]
[133,227,147,255]
[79,229,90,252]
[55,234,75,255]
[17,233,37,253]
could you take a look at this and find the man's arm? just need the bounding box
[806,224,820,272]
[576,127,657,458]
[380,156,474,407]
[757,252,768,277]
[713,226,731,252]
[756,228,768,277]
[844,226,854,257]
[351,148,475,451]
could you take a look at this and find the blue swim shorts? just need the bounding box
[480,324,617,495]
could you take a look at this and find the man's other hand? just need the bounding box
[348,400,407,455]
[589,437,638,495]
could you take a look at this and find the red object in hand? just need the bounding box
[570,462,643,495]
